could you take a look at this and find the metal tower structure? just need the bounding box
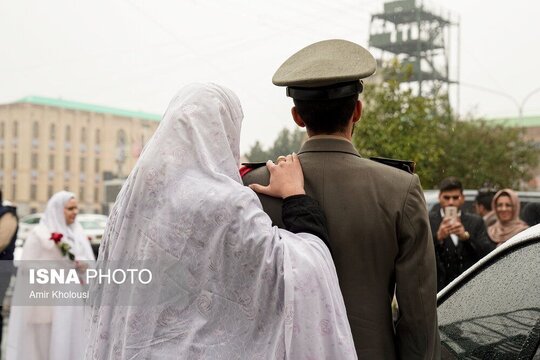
[369,0,459,97]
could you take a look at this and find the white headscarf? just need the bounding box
[86,83,356,359]
[38,190,95,261]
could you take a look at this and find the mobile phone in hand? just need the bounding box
[444,206,458,220]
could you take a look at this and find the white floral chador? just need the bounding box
[86,83,356,359]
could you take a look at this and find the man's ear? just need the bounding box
[352,100,362,124]
[291,107,305,128]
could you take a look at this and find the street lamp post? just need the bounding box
[460,83,540,121]
[519,87,540,119]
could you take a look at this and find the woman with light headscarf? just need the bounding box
[488,189,529,246]
[86,83,356,359]
[7,191,95,360]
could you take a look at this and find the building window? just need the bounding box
[0,122,4,138]
[81,127,87,143]
[50,123,56,140]
[30,184,37,201]
[65,156,70,171]
[0,153,3,169]
[94,187,99,202]
[49,154,55,170]
[80,158,86,172]
[80,187,85,202]
[94,158,100,173]
[48,185,53,199]
[32,121,39,139]
[12,153,17,169]
[31,153,38,170]
[13,121,18,138]
[95,129,101,144]
[11,183,16,199]
[65,125,71,142]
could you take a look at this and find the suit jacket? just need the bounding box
[243,138,440,360]
[429,209,494,291]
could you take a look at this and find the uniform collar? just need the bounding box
[307,134,352,143]
[299,137,361,158]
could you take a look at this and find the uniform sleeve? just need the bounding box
[0,213,18,252]
[281,195,331,252]
[395,175,441,359]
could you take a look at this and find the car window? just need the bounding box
[22,216,41,225]
[79,220,103,230]
[438,241,540,359]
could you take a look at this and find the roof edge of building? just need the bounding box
[7,96,162,122]
[486,115,540,128]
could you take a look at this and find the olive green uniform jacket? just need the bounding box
[242,138,440,359]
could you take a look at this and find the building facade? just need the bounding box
[0,96,160,216]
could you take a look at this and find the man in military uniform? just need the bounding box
[243,39,440,359]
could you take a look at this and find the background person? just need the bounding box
[0,189,18,347]
[488,189,529,246]
[429,177,494,291]
[6,191,95,360]
[474,189,497,227]
[522,202,540,227]
[86,83,356,359]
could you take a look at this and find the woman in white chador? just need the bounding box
[86,83,356,359]
[7,191,95,360]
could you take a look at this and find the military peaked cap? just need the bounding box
[272,39,376,100]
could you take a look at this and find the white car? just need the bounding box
[76,214,108,246]
[437,224,540,358]
[16,213,43,245]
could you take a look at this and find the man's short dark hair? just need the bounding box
[438,177,463,193]
[293,94,357,134]
[475,191,495,211]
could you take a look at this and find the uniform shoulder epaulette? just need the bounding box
[240,162,267,177]
[241,162,268,169]
[369,156,416,174]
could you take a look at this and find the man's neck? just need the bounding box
[307,129,351,141]
[307,134,352,143]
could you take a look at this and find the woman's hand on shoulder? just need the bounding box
[249,153,305,199]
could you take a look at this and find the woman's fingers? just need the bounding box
[249,183,271,195]
[248,154,305,199]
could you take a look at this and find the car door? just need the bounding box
[437,238,540,359]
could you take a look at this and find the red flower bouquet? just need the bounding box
[50,232,75,261]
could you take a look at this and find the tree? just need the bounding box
[244,141,269,162]
[353,64,538,189]
[437,120,538,189]
[245,128,306,162]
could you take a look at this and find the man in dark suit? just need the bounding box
[243,39,440,359]
[429,177,495,291]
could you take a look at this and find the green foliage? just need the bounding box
[353,64,539,189]
[245,128,306,162]
[439,121,538,189]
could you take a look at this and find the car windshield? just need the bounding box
[79,220,104,230]
[438,240,540,358]
[22,216,41,225]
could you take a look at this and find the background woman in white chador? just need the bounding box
[7,191,95,360]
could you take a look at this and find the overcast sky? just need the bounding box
[1,0,539,153]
